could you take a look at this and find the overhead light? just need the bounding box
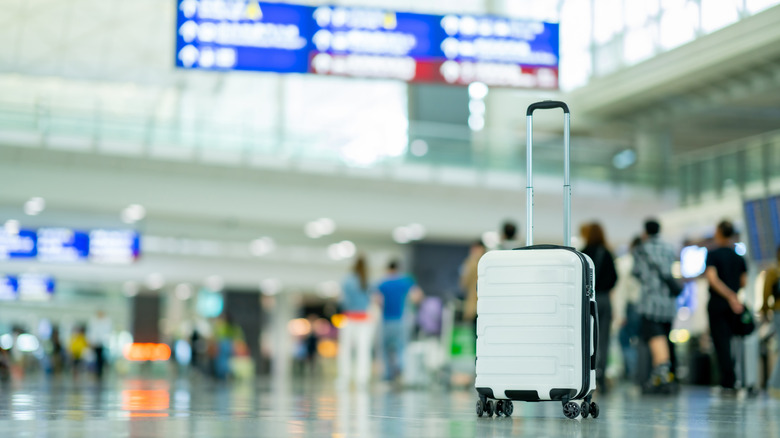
[612,149,637,169]
[468,81,489,100]
[393,224,426,244]
[121,204,146,224]
[24,197,45,216]
[4,220,20,236]
[123,281,139,297]
[305,218,336,239]
[204,275,224,292]
[407,223,426,240]
[482,231,500,249]
[317,280,340,298]
[250,237,275,256]
[410,139,429,157]
[260,278,282,296]
[145,273,165,291]
[328,240,356,261]
[393,226,411,244]
[175,283,193,300]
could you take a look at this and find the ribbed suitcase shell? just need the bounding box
[475,247,597,402]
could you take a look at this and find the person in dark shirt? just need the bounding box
[705,220,748,391]
[580,222,618,392]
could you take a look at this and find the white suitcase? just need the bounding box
[474,101,600,420]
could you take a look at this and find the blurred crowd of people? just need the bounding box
[450,217,779,398]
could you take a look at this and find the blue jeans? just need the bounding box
[382,320,405,381]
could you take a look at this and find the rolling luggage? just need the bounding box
[474,101,600,419]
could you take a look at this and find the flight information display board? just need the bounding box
[0,228,140,264]
[744,195,780,263]
[175,0,559,88]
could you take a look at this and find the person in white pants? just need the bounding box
[337,255,374,388]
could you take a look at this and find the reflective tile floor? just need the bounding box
[1,376,779,438]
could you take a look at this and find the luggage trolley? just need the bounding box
[474,101,600,419]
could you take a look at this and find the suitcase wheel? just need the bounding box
[485,400,494,417]
[563,401,580,419]
[502,400,513,417]
[476,399,484,417]
[580,401,589,418]
[589,402,600,419]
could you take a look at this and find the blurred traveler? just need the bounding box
[614,237,643,381]
[500,220,521,250]
[375,259,423,382]
[338,254,374,387]
[580,222,618,392]
[214,313,244,380]
[705,220,747,393]
[87,310,112,379]
[761,245,780,398]
[45,325,66,375]
[460,239,485,327]
[632,219,678,394]
[69,325,89,377]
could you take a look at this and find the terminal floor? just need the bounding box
[0,376,778,437]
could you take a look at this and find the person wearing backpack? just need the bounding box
[580,222,618,393]
[761,245,780,398]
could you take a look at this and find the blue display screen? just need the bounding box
[1,228,139,264]
[0,229,37,259]
[0,275,18,300]
[37,228,90,262]
[175,1,560,88]
[176,0,315,72]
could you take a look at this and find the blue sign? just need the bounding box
[37,228,90,262]
[0,275,18,301]
[175,0,560,88]
[0,229,37,259]
[176,0,315,72]
[89,230,141,264]
[17,273,55,301]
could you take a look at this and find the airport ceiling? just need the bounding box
[0,0,779,292]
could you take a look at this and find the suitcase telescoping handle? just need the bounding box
[525,101,571,247]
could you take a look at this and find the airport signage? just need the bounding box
[0,274,55,301]
[175,0,559,88]
[0,229,37,259]
[0,228,140,264]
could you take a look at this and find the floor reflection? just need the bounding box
[0,377,778,437]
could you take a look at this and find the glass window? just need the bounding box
[659,1,699,50]
[701,0,742,33]
[559,0,592,90]
[625,0,660,28]
[593,0,624,44]
[623,23,658,65]
[746,0,780,14]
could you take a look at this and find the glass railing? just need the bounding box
[0,101,673,188]
[676,129,780,205]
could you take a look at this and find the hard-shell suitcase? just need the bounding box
[474,101,600,419]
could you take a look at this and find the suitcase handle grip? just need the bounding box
[526,100,569,116]
[590,300,599,371]
[526,101,571,246]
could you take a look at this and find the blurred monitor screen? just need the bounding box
[0,229,37,259]
[0,275,18,300]
[37,228,90,262]
[680,245,708,278]
[17,273,55,301]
